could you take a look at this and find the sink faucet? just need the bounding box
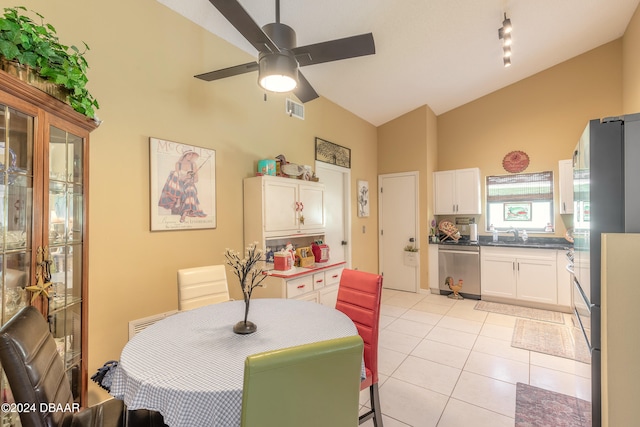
[507,227,519,242]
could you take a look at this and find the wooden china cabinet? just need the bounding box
[0,69,98,425]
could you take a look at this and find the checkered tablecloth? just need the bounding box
[110,298,359,427]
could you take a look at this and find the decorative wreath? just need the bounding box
[502,150,530,173]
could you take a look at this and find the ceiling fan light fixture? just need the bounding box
[258,51,299,92]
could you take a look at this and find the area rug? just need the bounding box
[475,301,565,324]
[512,318,590,363]
[515,382,591,427]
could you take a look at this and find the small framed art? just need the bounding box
[315,137,351,168]
[504,202,531,221]
[357,180,370,217]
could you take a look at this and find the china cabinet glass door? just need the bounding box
[47,124,85,402]
[0,71,95,426]
[0,102,35,427]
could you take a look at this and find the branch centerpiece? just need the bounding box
[224,243,267,334]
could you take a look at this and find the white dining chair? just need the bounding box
[177,265,231,310]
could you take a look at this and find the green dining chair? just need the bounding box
[240,335,364,427]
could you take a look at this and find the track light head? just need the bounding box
[502,13,512,34]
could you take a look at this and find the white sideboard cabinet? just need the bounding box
[433,168,481,215]
[244,175,342,306]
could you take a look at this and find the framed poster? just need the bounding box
[150,137,216,231]
[504,202,531,221]
[315,137,351,168]
[357,180,369,217]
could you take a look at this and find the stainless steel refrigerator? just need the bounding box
[572,113,640,427]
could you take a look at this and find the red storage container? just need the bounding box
[311,243,330,263]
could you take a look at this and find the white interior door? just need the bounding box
[379,172,419,292]
[316,162,351,265]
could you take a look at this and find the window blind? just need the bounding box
[486,171,553,203]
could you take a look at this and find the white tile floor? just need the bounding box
[359,289,592,427]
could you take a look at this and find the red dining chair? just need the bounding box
[335,268,384,426]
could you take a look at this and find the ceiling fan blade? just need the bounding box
[292,33,375,67]
[194,62,259,81]
[293,72,319,103]
[208,0,279,53]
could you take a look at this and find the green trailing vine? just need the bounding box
[0,6,99,118]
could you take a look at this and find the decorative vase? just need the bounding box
[233,293,257,335]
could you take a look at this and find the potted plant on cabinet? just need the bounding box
[0,6,99,118]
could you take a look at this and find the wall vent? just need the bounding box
[285,98,304,120]
[128,310,178,340]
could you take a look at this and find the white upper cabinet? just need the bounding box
[558,159,574,214]
[298,183,325,230]
[263,179,299,232]
[245,176,325,239]
[434,168,481,215]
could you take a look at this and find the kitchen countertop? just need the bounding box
[263,260,346,279]
[431,236,572,250]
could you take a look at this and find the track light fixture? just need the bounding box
[498,13,513,67]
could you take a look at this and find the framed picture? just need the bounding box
[315,137,351,168]
[357,180,369,217]
[149,137,216,231]
[504,202,531,221]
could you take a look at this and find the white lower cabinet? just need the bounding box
[481,254,517,299]
[481,247,557,305]
[428,244,439,292]
[516,256,557,304]
[556,250,572,308]
[258,265,344,307]
[287,276,315,299]
[319,267,343,307]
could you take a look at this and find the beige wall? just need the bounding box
[437,40,623,238]
[15,0,377,402]
[377,106,437,291]
[623,3,640,113]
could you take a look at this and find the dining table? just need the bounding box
[109,298,360,427]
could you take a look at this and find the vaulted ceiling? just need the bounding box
[159,0,640,126]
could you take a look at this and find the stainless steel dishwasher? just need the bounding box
[438,243,481,299]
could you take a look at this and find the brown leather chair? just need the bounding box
[0,306,125,427]
[335,268,384,426]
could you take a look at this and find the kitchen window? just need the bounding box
[486,171,554,232]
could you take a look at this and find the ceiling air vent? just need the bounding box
[286,98,304,120]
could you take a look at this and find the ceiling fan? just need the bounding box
[195,0,376,103]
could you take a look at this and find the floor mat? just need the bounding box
[475,301,565,324]
[515,382,591,427]
[512,318,590,363]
